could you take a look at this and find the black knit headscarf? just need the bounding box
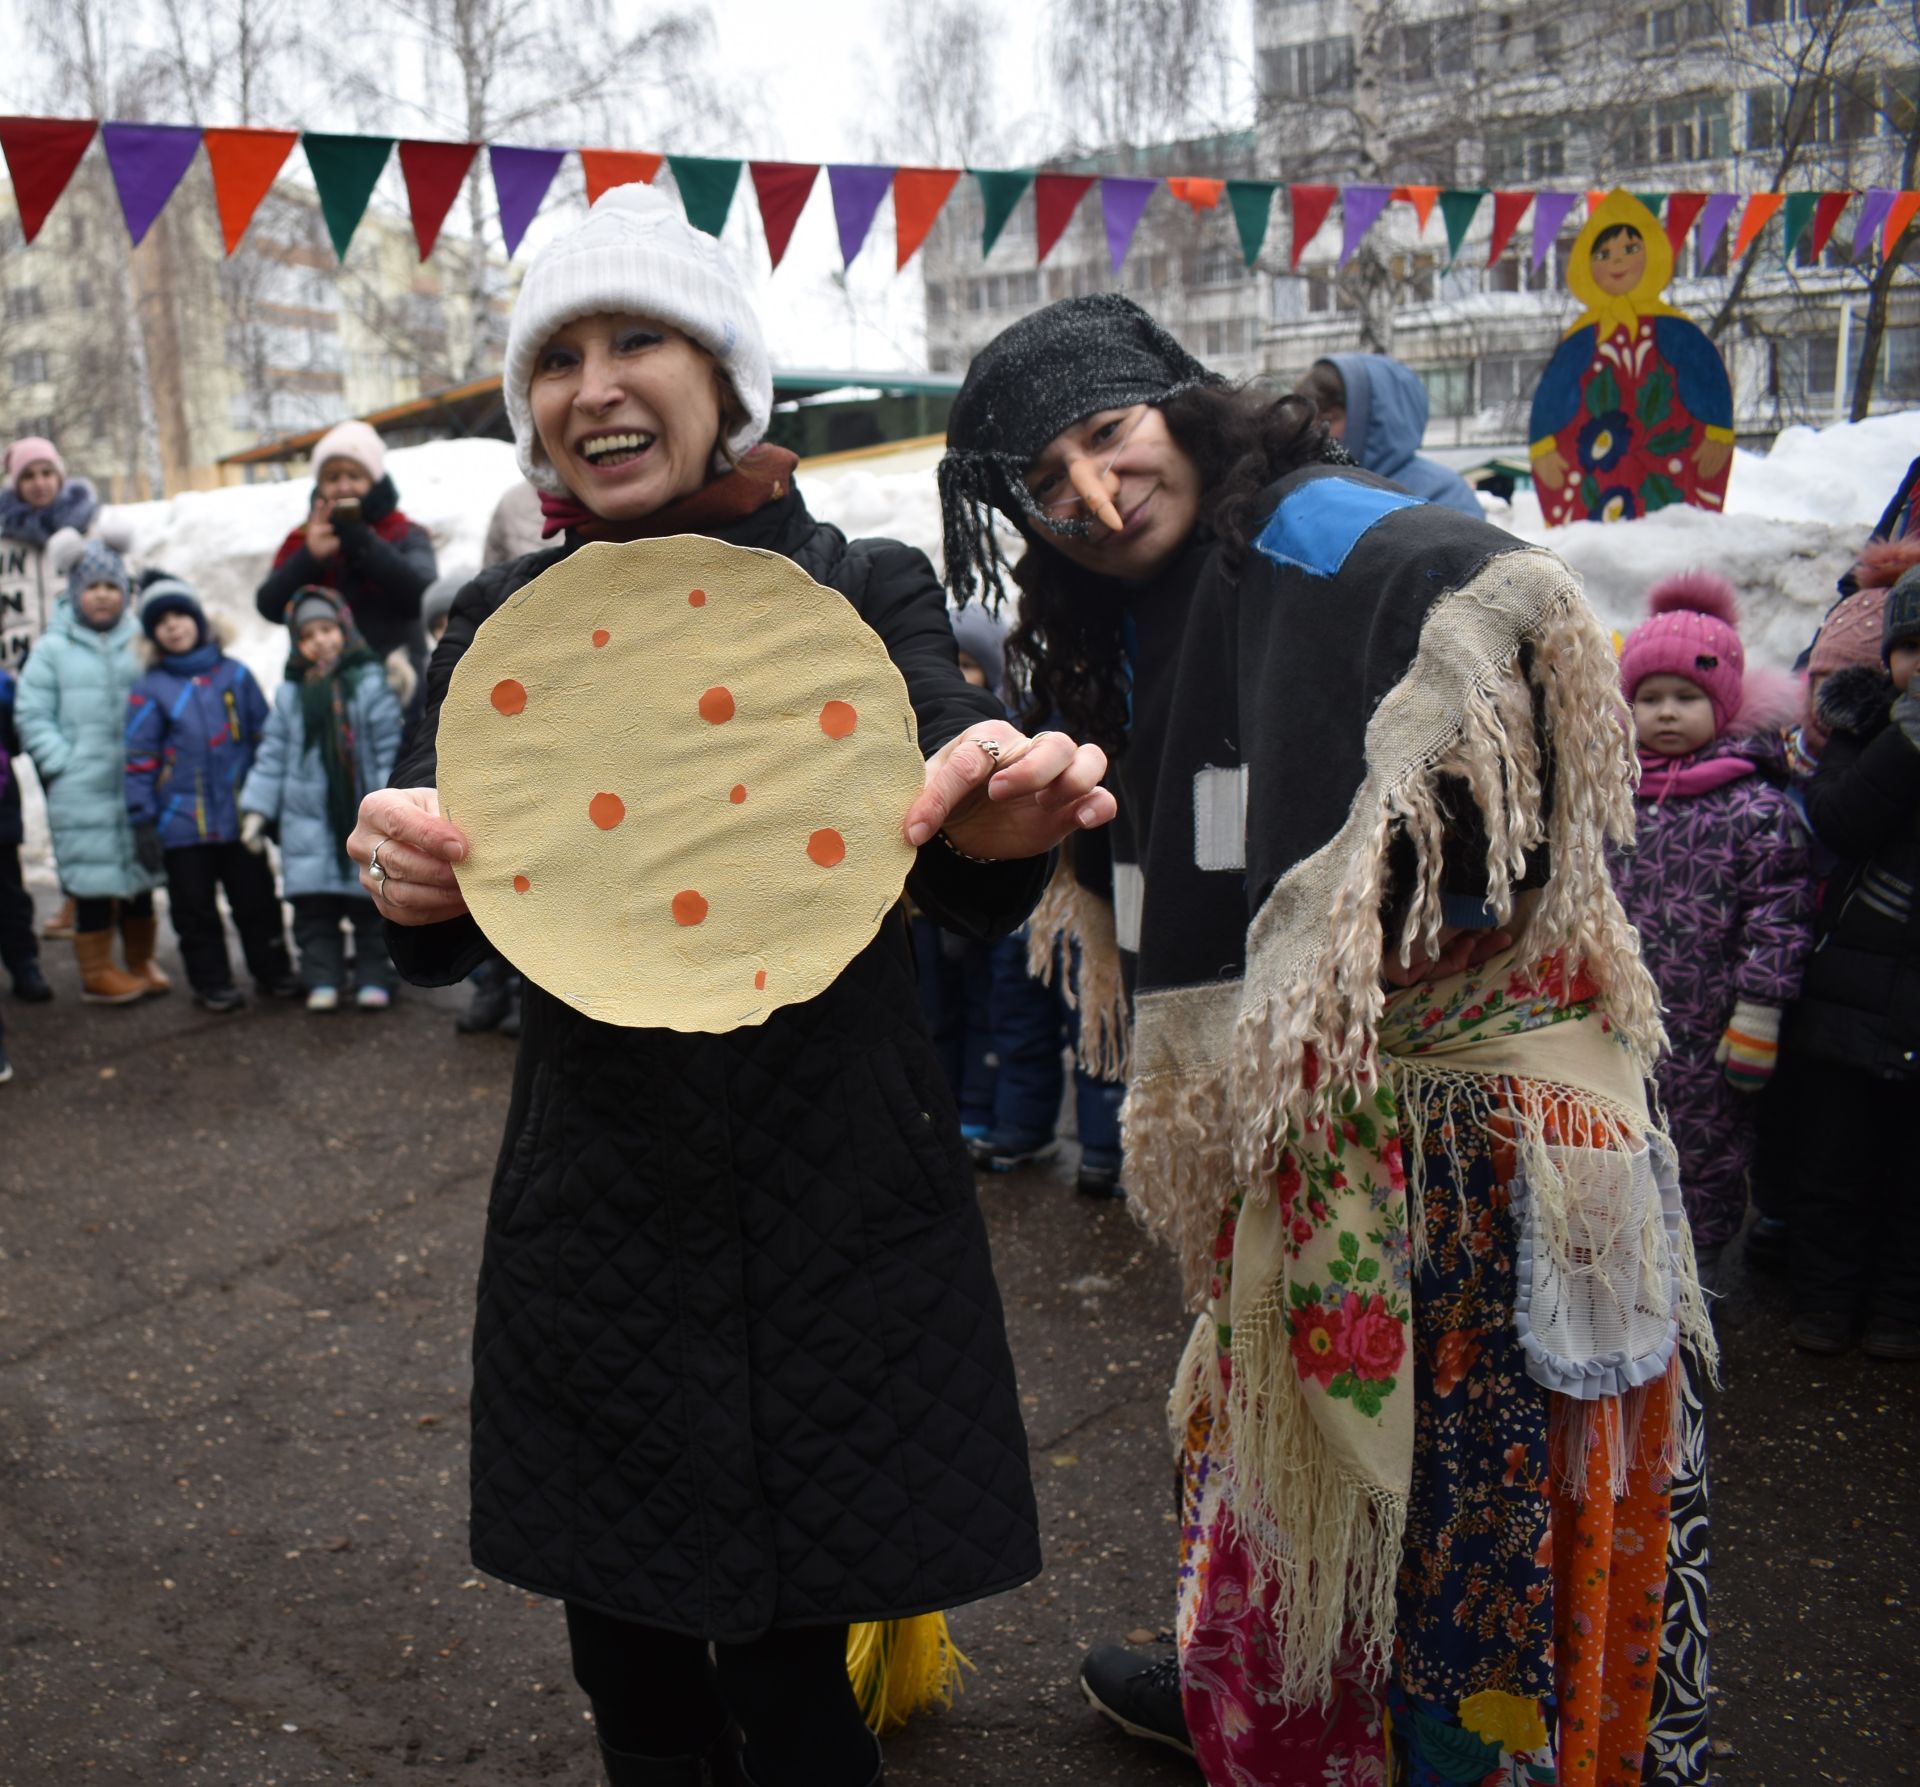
[938,294,1223,607]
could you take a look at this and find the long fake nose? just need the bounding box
[1067,455,1124,533]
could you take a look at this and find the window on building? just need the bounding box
[67,214,86,248]
[1644,4,1715,50]
[4,286,45,321]
[966,280,985,312]
[1629,94,1730,163]
[927,346,953,373]
[1434,12,1475,75]
[73,278,94,312]
[10,350,51,384]
[1535,21,1562,62]
[1271,274,1309,321]
[1747,87,1785,150]
[1419,363,1475,418]
[1479,352,1549,409]
[925,283,948,318]
[1883,325,1920,399]
[1487,126,1567,184]
[1184,246,1244,289]
[1205,318,1252,357]
[1261,33,1355,100]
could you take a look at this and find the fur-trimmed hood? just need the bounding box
[1815,664,1896,742]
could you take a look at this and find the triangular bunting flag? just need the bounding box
[1288,183,1336,266]
[1035,173,1096,264]
[1806,190,1851,262]
[0,116,97,243]
[101,122,201,247]
[397,140,478,261]
[668,155,742,236]
[974,169,1034,256]
[303,133,394,260]
[1487,189,1532,266]
[1587,189,1608,216]
[1226,180,1275,266]
[1395,184,1438,231]
[829,164,894,267]
[1439,188,1485,264]
[491,144,566,256]
[1884,190,1920,253]
[1781,189,1819,260]
[894,167,959,269]
[203,127,297,253]
[1732,191,1786,260]
[1167,176,1223,211]
[1664,191,1708,259]
[1531,191,1578,270]
[1853,187,1895,258]
[580,149,663,206]
[1339,184,1392,268]
[748,162,819,269]
[1634,191,1666,218]
[1100,176,1156,273]
[1697,191,1741,266]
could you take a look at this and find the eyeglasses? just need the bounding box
[1029,405,1150,522]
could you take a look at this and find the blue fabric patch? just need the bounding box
[1252,479,1423,579]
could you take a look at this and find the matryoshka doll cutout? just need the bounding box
[1528,189,1734,526]
[436,535,925,1031]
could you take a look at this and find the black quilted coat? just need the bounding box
[387,486,1046,1638]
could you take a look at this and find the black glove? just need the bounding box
[133,823,165,876]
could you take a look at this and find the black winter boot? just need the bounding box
[736,1729,881,1787]
[10,956,52,1002]
[596,1735,709,1786]
[456,957,514,1033]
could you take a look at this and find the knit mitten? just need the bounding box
[1714,999,1781,1092]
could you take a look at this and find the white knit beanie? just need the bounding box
[309,420,386,485]
[503,183,772,493]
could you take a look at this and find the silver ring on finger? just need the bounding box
[368,839,394,886]
[970,736,1003,762]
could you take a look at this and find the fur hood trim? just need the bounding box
[1815,663,1895,740]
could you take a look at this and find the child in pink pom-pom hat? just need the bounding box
[1608,569,1817,1276]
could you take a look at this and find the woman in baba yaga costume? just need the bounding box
[940,295,1719,1785]
[1530,190,1734,527]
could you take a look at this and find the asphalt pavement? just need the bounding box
[0,930,1911,1785]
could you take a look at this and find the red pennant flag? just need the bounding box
[1167,176,1224,212]
[201,127,297,254]
[1663,191,1707,259]
[748,161,819,269]
[894,166,960,269]
[1885,190,1920,252]
[1394,184,1438,231]
[1486,190,1533,265]
[1289,184,1337,266]
[397,140,479,261]
[1807,190,1852,262]
[1732,192,1786,260]
[0,116,97,243]
[1587,189,1609,217]
[580,148,663,207]
[1035,173,1096,263]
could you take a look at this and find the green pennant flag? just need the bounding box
[668,155,742,236]
[973,169,1034,256]
[1781,189,1819,260]
[1439,188,1485,265]
[302,133,393,260]
[1634,191,1667,219]
[1227,180,1276,267]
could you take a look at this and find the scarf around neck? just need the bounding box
[537,445,799,543]
[1636,745,1757,800]
[0,478,98,546]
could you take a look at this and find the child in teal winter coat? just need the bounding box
[126,578,298,1012]
[13,539,163,1003]
[240,590,406,1012]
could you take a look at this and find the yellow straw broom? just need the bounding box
[845,1613,972,1733]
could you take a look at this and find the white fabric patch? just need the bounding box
[1112,861,1144,954]
[1192,765,1248,872]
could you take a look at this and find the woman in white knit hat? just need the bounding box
[254,418,439,684]
[345,183,1114,1787]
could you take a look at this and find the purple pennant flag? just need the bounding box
[1101,177,1156,273]
[1854,187,1896,258]
[828,164,895,266]
[1697,191,1741,267]
[490,145,567,256]
[1339,185,1392,268]
[101,122,203,246]
[1530,191,1579,271]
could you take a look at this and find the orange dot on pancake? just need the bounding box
[512,874,531,894]
[754,969,768,990]
[588,792,626,830]
[688,589,707,607]
[807,828,847,868]
[729,784,748,804]
[592,628,610,648]
[672,889,709,926]
[699,686,736,724]
[491,678,527,716]
[819,700,857,739]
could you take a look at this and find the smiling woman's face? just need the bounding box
[1021,404,1202,584]
[529,313,725,521]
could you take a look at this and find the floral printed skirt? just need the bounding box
[1176,1086,1684,1786]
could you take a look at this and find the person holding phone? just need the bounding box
[254,421,437,690]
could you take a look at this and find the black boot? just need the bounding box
[10,956,52,1002]
[737,1729,882,1787]
[498,973,523,1038]
[456,957,514,1033]
[596,1735,709,1786]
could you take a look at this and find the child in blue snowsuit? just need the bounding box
[125,579,296,1012]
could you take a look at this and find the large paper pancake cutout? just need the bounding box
[438,535,924,1031]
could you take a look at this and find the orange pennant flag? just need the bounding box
[202,127,298,254]
[580,149,663,207]
[1587,189,1609,217]
[1884,190,1920,251]
[1394,184,1438,231]
[1732,191,1786,260]
[894,166,960,269]
[1167,176,1224,212]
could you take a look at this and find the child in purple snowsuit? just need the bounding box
[1610,571,1816,1268]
